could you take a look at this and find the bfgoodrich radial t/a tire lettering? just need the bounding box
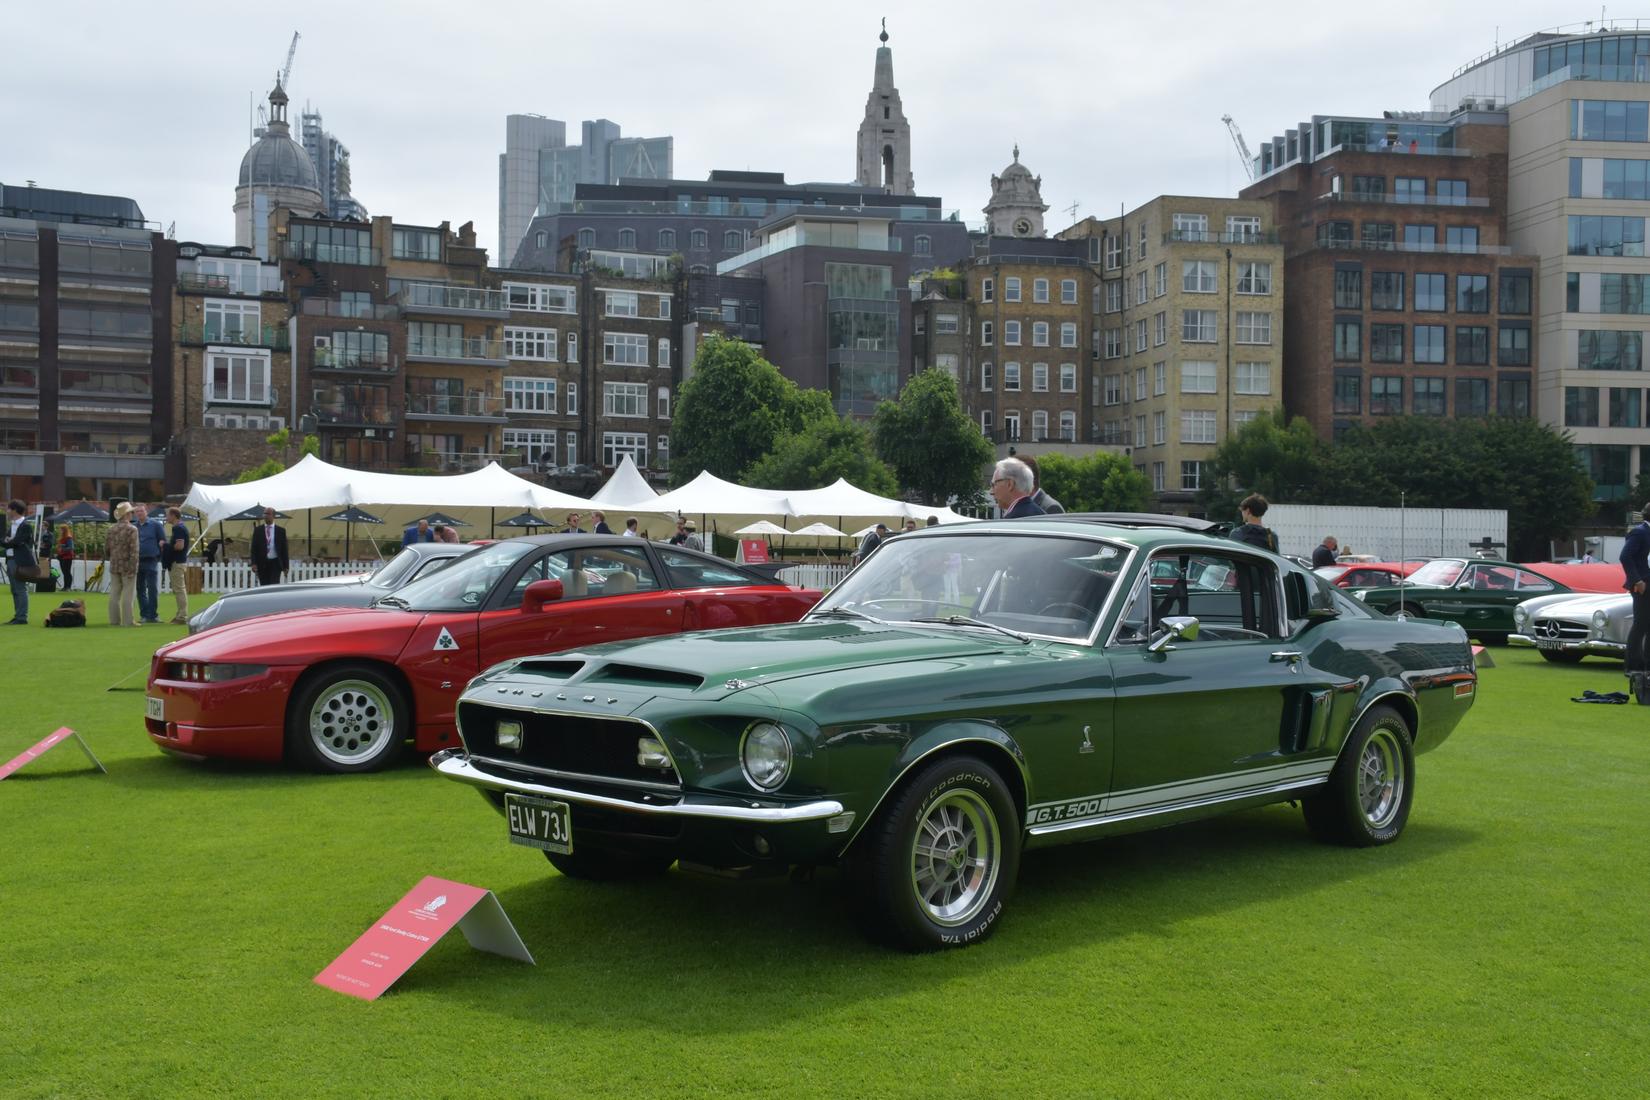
[851,754,1021,952]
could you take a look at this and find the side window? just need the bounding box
[410,556,456,582]
[1512,569,1554,593]
[572,545,661,597]
[658,548,762,589]
[1118,550,1281,641]
[502,551,562,609]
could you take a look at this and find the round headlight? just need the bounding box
[740,722,792,791]
[1593,610,1609,634]
[1513,606,1528,628]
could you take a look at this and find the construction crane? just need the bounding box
[280,31,300,89]
[253,32,301,139]
[1222,115,1257,182]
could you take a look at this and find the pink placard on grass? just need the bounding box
[740,538,770,564]
[314,875,533,1001]
[0,727,105,781]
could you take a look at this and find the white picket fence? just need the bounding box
[776,562,852,590]
[65,559,379,595]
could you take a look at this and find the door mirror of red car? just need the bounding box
[523,578,564,613]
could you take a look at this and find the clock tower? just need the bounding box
[983,146,1048,238]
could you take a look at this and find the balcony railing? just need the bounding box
[404,392,506,420]
[205,386,279,408]
[396,283,508,316]
[406,335,507,363]
[1308,238,1514,256]
[301,297,400,320]
[406,449,514,472]
[1318,191,1491,209]
[313,347,397,373]
[1163,230,1282,245]
[178,271,284,295]
[176,322,290,350]
[281,241,382,266]
[311,401,396,427]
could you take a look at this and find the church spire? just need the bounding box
[856,21,914,195]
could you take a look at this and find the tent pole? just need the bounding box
[490,507,496,540]
[307,509,313,561]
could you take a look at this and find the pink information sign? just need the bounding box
[740,538,770,564]
[0,727,105,781]
[314,875,533,1001]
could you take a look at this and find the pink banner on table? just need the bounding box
[740,538,770,564]
[0,727,105,781]
[314,875,533,1001]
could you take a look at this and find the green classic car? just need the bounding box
[1352,557,1572,643]
[432,516,1477,951]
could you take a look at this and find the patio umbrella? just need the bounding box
[732,521,791,536]
[496,512,550,529]
[791,522,848,539]
[416,510,472,528]
[55,501,109,523]
[322,506,385,563]
[225,505,290,521]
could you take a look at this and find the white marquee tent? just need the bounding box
[589,455,658,507]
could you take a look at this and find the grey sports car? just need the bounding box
[187,542,472,634]
[1511,591,1632,663]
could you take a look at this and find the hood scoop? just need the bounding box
[588,664,705,690]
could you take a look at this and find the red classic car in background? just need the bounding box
[146,536,821,772]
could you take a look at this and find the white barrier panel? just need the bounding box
[66,560,378,595]
[778,563,852,591]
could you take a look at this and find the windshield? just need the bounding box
[367,547,432,590]
[810,533,1126,641]
[1406,559,1467,587]
[390,541,535,611]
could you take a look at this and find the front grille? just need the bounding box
[1533,618,1589,641]
[458,701,680,788]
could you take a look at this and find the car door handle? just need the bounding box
[1270,651,1303,671]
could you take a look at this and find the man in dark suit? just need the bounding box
[250,506,289,586]
[990,458,1045,519]
[1622,503,1650,674]
[1311,536,1339,568]
[4,499,37,624]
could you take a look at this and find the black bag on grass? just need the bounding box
[44,599,86,628]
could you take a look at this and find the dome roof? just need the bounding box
[238,121,320,191]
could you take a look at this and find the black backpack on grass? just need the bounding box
[44,599,86,628]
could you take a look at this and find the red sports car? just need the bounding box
[146,536,821,772]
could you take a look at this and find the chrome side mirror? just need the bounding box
[1146,615,1200,653]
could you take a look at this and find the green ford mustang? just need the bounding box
[1351,557,1572,643]
[432,516,1477,951]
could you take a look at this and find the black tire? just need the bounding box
[848,754,1020,952]
[1303,705,1415,847]
[1379,604,1424,620]
[544,846,675,880]
[285,662,408,773]
[1538,649,1585,664]
[1476,631,1508,646]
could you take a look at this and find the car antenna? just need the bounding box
[1398,490,1406,617]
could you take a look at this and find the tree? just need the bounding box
[234,428,319,483]
[745,415,899,496]
[871,368,994,506]
[1199,410,1328,517]
[670,336,830,485]
[1035,452,1153,513]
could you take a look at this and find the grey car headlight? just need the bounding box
[740,721,792,791]
[1513,606,1529,628]
[1593,610,1609,635]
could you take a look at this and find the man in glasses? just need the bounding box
[990,458,1044,519]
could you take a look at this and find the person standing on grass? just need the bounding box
[3,500,36,624]
[164,506,190,624]
[108,502,140,626]
[134,504,165,623]
[1622,502,1650,676]
[56,524,76,592]
[251,507,288,586]
[593,511,613,535]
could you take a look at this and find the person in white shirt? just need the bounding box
[622,518,640,538]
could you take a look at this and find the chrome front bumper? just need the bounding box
[1509,633,1624,657]
[428,749,846,824]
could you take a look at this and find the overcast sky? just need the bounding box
[1,0,1598,258]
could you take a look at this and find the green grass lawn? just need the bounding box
[3,599,1647,1098]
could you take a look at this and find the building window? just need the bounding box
[1371,375,1404,415]
[1103,375,1121,405]
[981,362,994,391]
[566,431,579,466]
[1335,318,1362,361]
[1104,237,1121,270]
[1104,329,1122,359]
[504,428,556,466]
[1032,321,1049,347]
[1060,363,1077,392]
[1060,321,1078,348]
[534,231,547,250]
[1172,213,1208,236]
[1033,278,1049,303]
[205,350,271,404]
[657,387,671,418]
[658,228,676,250]
[617,228,636,250]
[1003,362,1021,391]
[658,296,671,320]
[566,382,578,414]
[606,291,640,318]
[1153,361,1166,395]
[505,282,576,313]
[1135,415,1146,448]
[1371,271,1405,310]
[1135,270,1148,304]
[658,337,671,369]
[1456,274,1490,312]
[1438,179,1468,203]
[1150,461,1164,492]
[1005,277,1022,302]
[1154,311,1167,346]
[1446,226,1479,253]
[1181,409,1216,443]
[567,332,578,363]
[1414,377,1446,416]
[1498,324,1531,366]
[1334,268,1362,309]
[602,431,648,468]
[656,435,669,469]
[1226,215,1261,242]
[1235,312,1271,344]
[1362,222,1394,247]
[1060,278,1077,305]
[1032,362,1049,392]
[1181,361,1217,393]
[1414,324,1446,364]
[1235,362,1270,395]
[1318,220,1353,246]
[982,277,994,303]
[1370,323,1404,363]
[1060,410,1076,441]
[909,234,931,256]
[1405,224,1437,246]
[1032,409,1049,441]
[1415,273,1446,311]
[392,227,441,261]
[1182,261,1217,293]
[936,353,959,379]
[504,327,557,361]
[691,229,708,250]
[504,376,556,412]
[1577,329,1639,370]
[1004,412,1021,441]
[1456,326,1490,365]
[203,299,260,342]
[1154,262,1167,297]
[1566,386,1600,427]
[981,321,994,345]
[1004,321,1022,346]
[1236,262,1272,294]
[604,382,649,417]
[1181,460,1205,491]
[1571,99,1650,142]
[1105,281,1123,312]
[577,228,595,249]
[723,230,743,250]
[1456,377,1489,417]
[1134,367,1147,401]
[1333,373,1362,415]
[1498,376,1530,417]
[1182,310,1217,342]
[603,332,649,365]
[980,410,993,435]
[1499,271,1532,314]
[1153,410,1166,445]
[1611,387,1642,427]
[935,312,959,335]
[1135,319,1148,353]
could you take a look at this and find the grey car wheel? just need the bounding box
[287,664,408,773]
[910,788,1002,927]
[1303,705,1415,847]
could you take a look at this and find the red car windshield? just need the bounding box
[387,542,535,611]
